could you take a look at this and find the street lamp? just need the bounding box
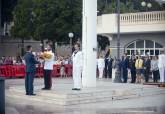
[68,32,74,53]
[114,0,122,83]
[141,1,152,11]
[40,43,44,52]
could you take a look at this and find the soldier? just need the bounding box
[72,43,83,90]
[158,50,165,83]
[97,55,105,79]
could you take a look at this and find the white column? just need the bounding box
[82,0,97,87]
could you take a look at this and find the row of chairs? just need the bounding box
[0,64,72,78]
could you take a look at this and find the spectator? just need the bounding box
[107,55,114,79]
[55,56,62,65]
[0,56,5,65]
[60,59,65,78]
[158,50,165,83]
[144,56,151,83]
[104,50,110,78]
[121,53,129,83]
[135,56,144,83]
[12,57,16,64]
[97,55,105,79]
[64,57,69,64]
[68,56,72,64]
[129,56,136,83]
[0,59,3,65]
[4,56,13,65]
[151,56,159,83]
[16,56,23,64]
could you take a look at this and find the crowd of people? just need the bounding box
[0,56,23,65]
[97,50,165,84]
[1,44,165,95]
[0,52,72,79]
[1,49,165,84]
[0,55,72,66]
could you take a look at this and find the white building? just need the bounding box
[97,11,165,57]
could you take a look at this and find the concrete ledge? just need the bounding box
[6,82,165,106]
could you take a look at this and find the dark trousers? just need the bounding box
[25,72,35,94]
[131,70,136,83]
[145,68,150,82]
[123,68,128,83]
[108,67,112,78]
[153,70,159,83]
[104,67,108,78]
[44,70,52,89]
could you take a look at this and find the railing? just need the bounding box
[120,11,165,24]
[0,64,73,78]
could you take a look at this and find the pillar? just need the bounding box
[82,0,97,87]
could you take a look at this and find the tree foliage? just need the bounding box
[10,0,165,49]
[11,0,82,42]
[97,35,110,51]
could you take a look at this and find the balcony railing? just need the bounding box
[120,11,165,25]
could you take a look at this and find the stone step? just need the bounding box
[6,86,165,105]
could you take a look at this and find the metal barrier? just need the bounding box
[0,64,72,78]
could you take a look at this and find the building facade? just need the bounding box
[97,11,165,57]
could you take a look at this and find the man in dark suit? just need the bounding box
[130,56,136,83]
[24,45,40,96]
[108,56,113,78]
[144,56,151,83]
[121,53,129,83]
[104,50,110,78]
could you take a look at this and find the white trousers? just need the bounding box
[112,68,116,82]
[159,67,165,82]
[98,68,104,79]
[73,67,82,88]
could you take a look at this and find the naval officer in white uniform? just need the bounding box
[158,50,165,83]
[72,43,83,90]
[97,55,105,79]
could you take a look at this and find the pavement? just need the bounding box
[4,78,165,114]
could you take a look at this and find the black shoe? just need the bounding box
[28,93,36,96]
[26,93,29,95]
[42,87,46,90]
[42,88,51,90]
[76,88,81,91]
[72,88,77,90]
[72,88,81,91]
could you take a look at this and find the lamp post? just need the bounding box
[68,32,74,53]
[40,43,44,52]
[141,1,152,11]
[114,0,122,83]
[21,38,24,56]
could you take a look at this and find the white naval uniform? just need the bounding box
[97,58,105,79]
[158,54,165,82]
[72,51,83,89]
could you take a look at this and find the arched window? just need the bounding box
[125,40,163,57]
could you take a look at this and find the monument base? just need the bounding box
[6,79,165,106]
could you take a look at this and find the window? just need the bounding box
[146,40,154,48]
[136,40,144,48]
[127,43,134,48]
[127,50,130,55]
[155,42,163,48]
[150,50,154,55]
[155,50,159,55]
[125,40,163,57]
